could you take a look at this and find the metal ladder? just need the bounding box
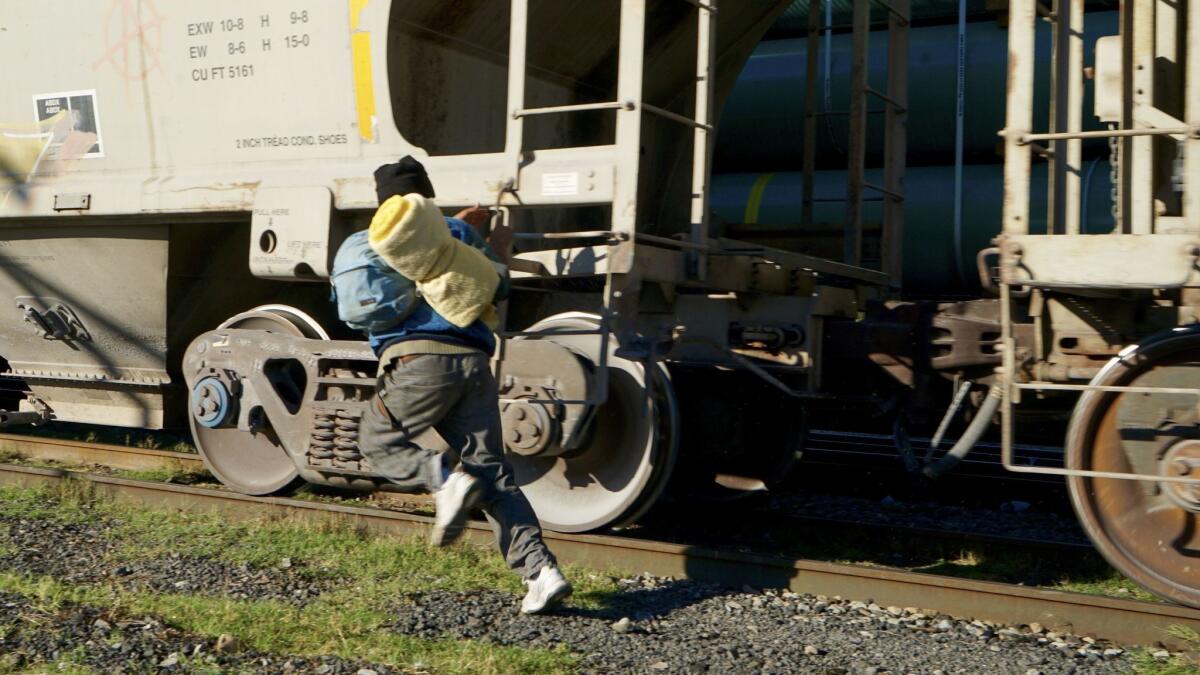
[495,0,720,407]
[801,0,910,284]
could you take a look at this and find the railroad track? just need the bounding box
[0,433,1090,553]
[802,429,1068,485]
[738,511,1093,553]
[0,433,1197,649]
[0,433,205,473]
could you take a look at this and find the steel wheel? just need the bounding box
[215,304,330,339]
[510,313,679,532]
[189,305,323,496]
[1067,327,1200,607]
[668,365,803,501]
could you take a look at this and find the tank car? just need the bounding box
[2,0,1199,609]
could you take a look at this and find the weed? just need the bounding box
[0,571,576,674]
[0,485,606,672]
[0,484,96,523]
[112,467,211,485]
[1127,624,1200,673]
[1166,624,1200,645]
[1131,650,1199,674]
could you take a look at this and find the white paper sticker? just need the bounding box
[541,172,579,197]
[32,89,105,159]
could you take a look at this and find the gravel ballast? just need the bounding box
[0,591,393,674]
[765,492,1090,546]
[0,514,327,604]
[394,573,1140,674]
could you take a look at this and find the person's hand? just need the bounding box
[455,204,511,263]
[454,204,492,231]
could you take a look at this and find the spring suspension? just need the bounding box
[309,413,336,459]
[309,409,363,462]
[333,410,361,461]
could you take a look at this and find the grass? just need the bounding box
[0,483,624,673]
[901,547,1160,602]
[0,478,1194,671]
[1129,625,1200,674]
[1,423,196,455]
[0,572,575,674]
[1053,576,1160,603]
[0,444,213,487]
[0,616,95,675]
[0,653,96,675]
[95,485,617,608]
[0,481,98,523]
[111,466,212,484]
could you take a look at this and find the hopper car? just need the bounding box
[2,0,1199,607]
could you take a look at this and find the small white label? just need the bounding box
[541,172,579,197]
[31,89,105,159]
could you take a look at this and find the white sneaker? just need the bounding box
[431,470,482,547]
[521,565,572,614]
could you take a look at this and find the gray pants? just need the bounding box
[358,351,556,579]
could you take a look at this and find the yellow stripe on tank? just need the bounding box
[348,0,369,29]
[349,0,376,142]
[743,173,776,224]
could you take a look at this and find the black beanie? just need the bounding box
[374,155,435,203]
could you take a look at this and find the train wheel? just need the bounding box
[510,313,679,532]
[668,365,803,502]
[1067,327,1200,607]
[188,305,322,496]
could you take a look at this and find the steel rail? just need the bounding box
[753,511,1096,554]
[0,433,1090,552]
[0,433,204,472]
[0,459,1196,648]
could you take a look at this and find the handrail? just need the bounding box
[512,101,631,118]
[1015,126,1195,143]
[641,103,713,131]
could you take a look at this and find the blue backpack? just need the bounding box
[330,230,419,332]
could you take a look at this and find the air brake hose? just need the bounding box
[921,384,1003,480]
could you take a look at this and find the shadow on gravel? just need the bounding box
[566,579,730,620]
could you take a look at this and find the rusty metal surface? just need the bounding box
[1064,330,1200,607]
[0,458,1197,648]
[0,433,202,472]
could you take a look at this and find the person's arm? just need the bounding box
[454,204,512,265]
